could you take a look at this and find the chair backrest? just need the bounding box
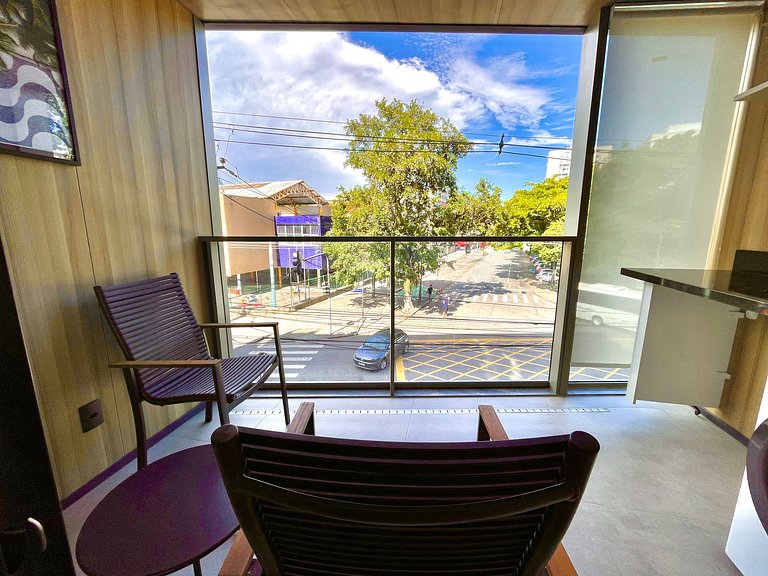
[212,425,599,576]
[94,273,211,395]
[748,417,768,534]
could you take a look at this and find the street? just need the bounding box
[229,247,566,384]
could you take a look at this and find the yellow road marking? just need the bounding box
[395,355,405,380]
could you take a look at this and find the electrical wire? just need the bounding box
[212,109,577,143]
[212,120,573,152]
[213,137,570,160]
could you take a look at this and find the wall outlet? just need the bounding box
[78,399,104,433]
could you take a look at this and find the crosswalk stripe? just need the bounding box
[502,295,508,303]
[471,294,477,302]
[512,294,519,304]
[267,373,299,379]
[249,349,318,355]
[522,294,529,304]
[492,294,498,304]
[482,294,488,303]
[283,364,306,370]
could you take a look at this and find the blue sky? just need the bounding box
[206,31,582,200]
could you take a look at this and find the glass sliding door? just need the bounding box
[569,4,760,383]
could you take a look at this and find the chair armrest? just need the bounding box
[199,322,278,328]
[109,359,221,369]
[287,402,315,435]
[545,543,578,576]
[477,405,509,441]
[218,530,255,576]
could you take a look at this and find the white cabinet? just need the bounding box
[627,283,743,406]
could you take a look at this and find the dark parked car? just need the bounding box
[353,329,409,371]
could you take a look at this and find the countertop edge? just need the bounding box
[620,267,768,316]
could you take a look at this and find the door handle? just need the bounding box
[0,518,47,574]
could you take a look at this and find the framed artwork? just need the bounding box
[0,0,78,164]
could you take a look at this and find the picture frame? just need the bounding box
[0,0,79,164]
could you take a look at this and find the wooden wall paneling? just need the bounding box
[283,0,399,24]
[59,0,156,461]
[743,320,768,430]
[158,0,216,313]
[176,0,613,26]
[711,12,768,436]
[713,317,767,435]
[59,0,146,282]
[0,157,122,498]
[393,0,501,24]
[37,0,211,496]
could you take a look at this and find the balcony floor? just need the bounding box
[64,393,745,575]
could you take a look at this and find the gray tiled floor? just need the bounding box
[64,394,746,576]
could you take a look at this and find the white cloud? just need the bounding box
[205,31,568,197]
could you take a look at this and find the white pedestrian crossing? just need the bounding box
[248,341,322,381]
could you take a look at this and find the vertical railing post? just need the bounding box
[390,240,396,396]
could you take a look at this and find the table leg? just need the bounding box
[193,559,203,576]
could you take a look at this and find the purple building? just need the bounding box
[276,215,332,271]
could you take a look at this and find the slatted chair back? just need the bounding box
[213,423,599,576]
[95,273,211,397]
[748,417,768,534]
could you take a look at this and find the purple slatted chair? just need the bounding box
[95,273,289,469]
[747,417,768,534]
[213,403,598,576]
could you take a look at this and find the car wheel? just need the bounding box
[592,315,604,326]
[379,358,388,371]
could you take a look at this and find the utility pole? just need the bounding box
[268,242,277,307]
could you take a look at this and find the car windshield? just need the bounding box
[364,333,390,350]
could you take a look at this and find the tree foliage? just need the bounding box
[444,177,504,236]
[499,175,568,237]
[327,98,472,288]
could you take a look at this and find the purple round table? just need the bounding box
[76,445,238,576]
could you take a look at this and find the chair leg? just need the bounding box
[273,325,291,425]
[123,369,148,469]
[205,401,213,422]
[278,362,290,425]
[212,362,230,425]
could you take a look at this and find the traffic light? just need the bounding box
[292,251,302,270]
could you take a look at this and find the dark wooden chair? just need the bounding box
[95,272,289,469]
[212,403,599,576]
[747,416,768,534]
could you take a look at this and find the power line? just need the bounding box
[212,120,572,152]
[213,137,570,160]
[212,110,576,145]
[217,175,279,226]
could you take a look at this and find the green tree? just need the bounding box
[327,98,472,291]
[499,175,568,237]
[531,219,564,269]
[444,177,504,236]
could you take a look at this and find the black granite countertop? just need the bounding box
[620,267,768,316]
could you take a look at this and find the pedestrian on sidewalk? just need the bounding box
[441,295,450,317]
[427,283,433,301]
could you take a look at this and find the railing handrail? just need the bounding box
[200,235,576,243]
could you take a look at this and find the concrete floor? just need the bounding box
[64,394,747,576]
